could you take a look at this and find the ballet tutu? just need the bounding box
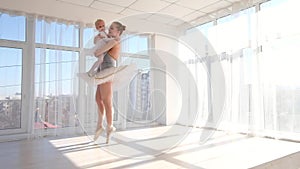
[77,64,137,91]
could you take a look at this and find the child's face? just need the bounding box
[95,21,105,32]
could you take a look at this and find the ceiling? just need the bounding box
[1,0,265,29]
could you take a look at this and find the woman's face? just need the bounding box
[108,23,120,38]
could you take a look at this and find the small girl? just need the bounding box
[85,19,115,77]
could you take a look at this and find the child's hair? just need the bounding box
[95,19,105,27]
[112,21,126,35]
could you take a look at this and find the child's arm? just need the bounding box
[94,32,107,44]
[93,35,100,44]
[114,37,120,41]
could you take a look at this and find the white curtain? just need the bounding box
[33,18,79,137]
[189,0,300,141]
[251,0,300,139]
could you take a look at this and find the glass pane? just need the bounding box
[34,48,78,129]
[214,7,255,53]
[126,70,151,123]
[35,19,79,47]
[122,35,148,54]
[119,34,152,128]
[195,21,214,37]
[0,47,22,129]
[260,0,300,134]
[83,27,95,48]
[0,13,26,41]
[259,0,300,43]
[83,27,98,71]
[261,35,300,133]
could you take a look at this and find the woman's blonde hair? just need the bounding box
[112,21,126,35]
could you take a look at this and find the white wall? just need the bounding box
[151,27,224,128]
[152,34,198,126]
[150,35,177,125]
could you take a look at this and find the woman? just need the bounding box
[93,21,126,144]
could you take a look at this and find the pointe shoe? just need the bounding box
[106,126,116,144]
[94,127,104,141]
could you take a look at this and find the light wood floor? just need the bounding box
[1,125,300,169]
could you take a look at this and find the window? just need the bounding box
[196,21,214,38]
[0,12,25,134]
[34,48,78,129]
[122,34,148,55]
[83,27,95,48]
[184,0,300,139]
[259,0,300,134]
[0,13,26,41]
[34,19,79,130]
[83,27,98,72]
[119,34,152,127]
[215,7,255,54]
[0,47,22,130]
[35,19,79,47]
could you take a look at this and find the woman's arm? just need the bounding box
[94,39,118,57]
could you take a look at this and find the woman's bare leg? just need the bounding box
[99,82,113,127]
[94,85,105,141]
[99,81,115,143]
[95,85,105,128]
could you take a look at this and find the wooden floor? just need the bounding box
[1,125,300,169]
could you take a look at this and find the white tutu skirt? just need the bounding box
[78,64,137,91]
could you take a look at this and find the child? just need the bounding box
[85,19,114,77]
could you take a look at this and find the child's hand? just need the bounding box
[93,51,98,57]
[94,35,101,44]
[98,34,106,39]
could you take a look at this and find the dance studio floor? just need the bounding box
[1,125,300,169]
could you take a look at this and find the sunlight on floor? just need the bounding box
[45,125,300,169]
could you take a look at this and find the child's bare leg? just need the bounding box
[87,54,104,77]
[87,60,100,77]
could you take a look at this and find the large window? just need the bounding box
[0,10,153,137]
[185,0,300,139]
[0,13,25,133]
[34,19,79,131]
[259,0,300,134]
[119,34,152,128]
[0,47,22,130]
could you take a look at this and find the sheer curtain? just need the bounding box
[255,0,300,140]
[213,7,256,133]
[33,17,79,137]
[190,0,300,141]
